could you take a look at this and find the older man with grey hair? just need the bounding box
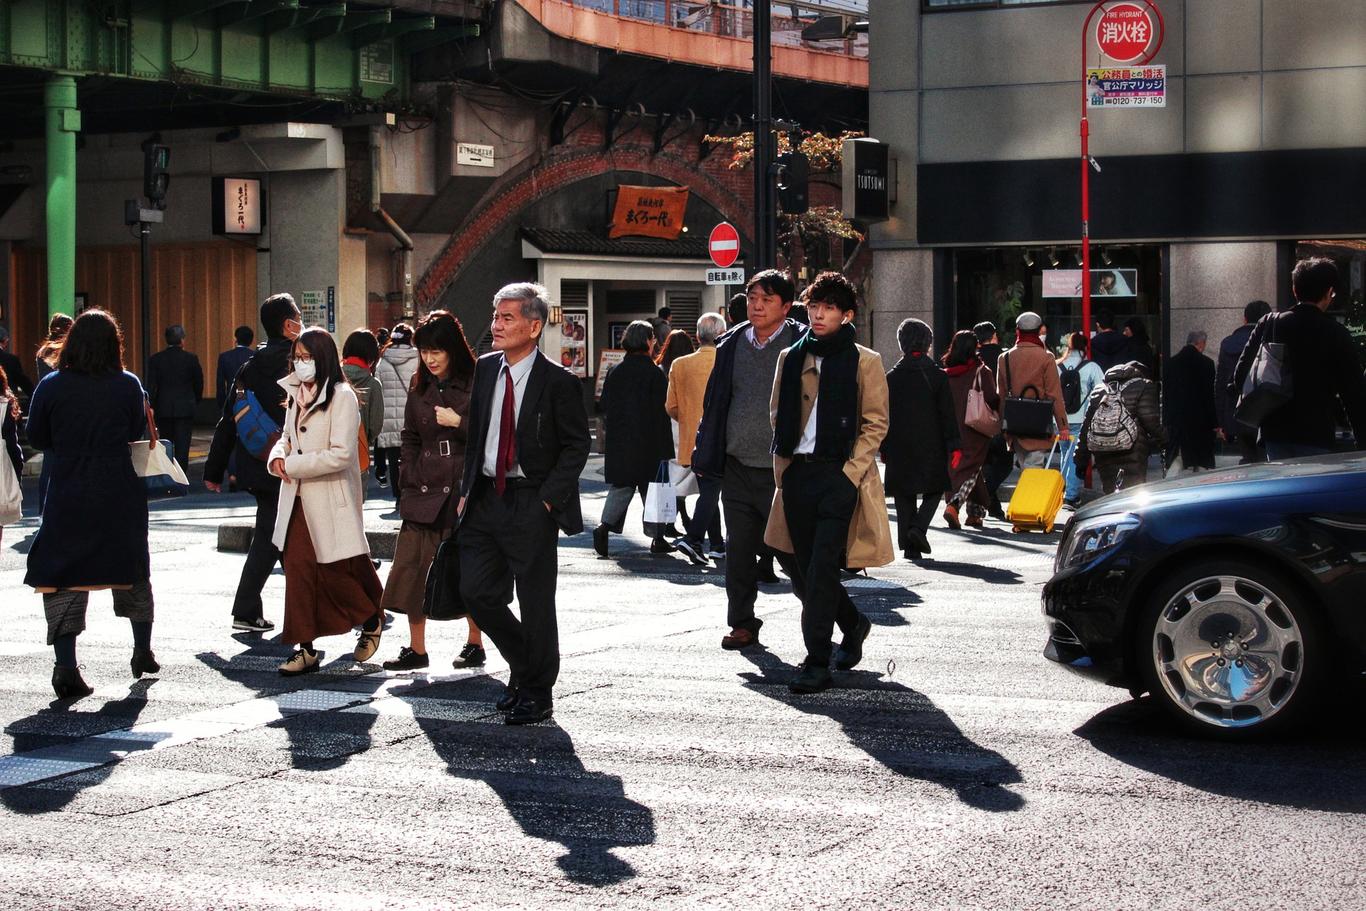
[1164,327,1219,473]
[665,311,728,564]
[458,281,590,725]
[146,322,204,473]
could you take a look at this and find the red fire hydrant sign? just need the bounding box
[1096,3,1156,62]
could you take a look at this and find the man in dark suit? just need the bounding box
[458,282,590,726]
[146,324,204,473]
[216,325,255,410]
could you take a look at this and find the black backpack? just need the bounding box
[1060,362,1084,413]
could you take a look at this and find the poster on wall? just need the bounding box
[300,289,336,332]
[608,322,631,349]
[560,310,588,378]
[1042,268,1138,298]
[595,350,625,400]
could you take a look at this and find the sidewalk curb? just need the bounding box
[217,524,399,559]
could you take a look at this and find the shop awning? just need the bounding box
[521,227,720,261]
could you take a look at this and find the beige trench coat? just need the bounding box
[763,343,894,569]
[268,376,369,563]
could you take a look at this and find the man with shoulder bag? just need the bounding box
[996,312,1070,470]
[204,293,303,633]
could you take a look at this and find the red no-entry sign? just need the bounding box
[1096,3,1155,62]
[708,222,740,269]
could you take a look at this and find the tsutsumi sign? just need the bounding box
[842,138,890,223]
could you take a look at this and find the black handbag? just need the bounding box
[422,528,468,621]
[1001,351,1057,439]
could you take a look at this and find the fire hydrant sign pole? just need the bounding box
[1079,1,1163,356]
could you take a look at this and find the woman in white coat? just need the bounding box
[268,328,385,676]
[373,322,419,502]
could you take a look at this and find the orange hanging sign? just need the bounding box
[608,185,690,240]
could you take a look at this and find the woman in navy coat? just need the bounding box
[24,309,160,699]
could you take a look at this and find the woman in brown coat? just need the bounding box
[943,330,1000,529]
[380,311,480,671]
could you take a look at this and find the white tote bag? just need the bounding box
[667,459,699,498]
[643,461,678,528]
[0,402,20,525]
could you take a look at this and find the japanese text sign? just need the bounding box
[1087,66,1166,108]
[609,185,689,240]
[1096,3,1155,62]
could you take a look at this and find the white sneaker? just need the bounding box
[279,649,320,676]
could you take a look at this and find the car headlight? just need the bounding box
[1057,513,1140,570]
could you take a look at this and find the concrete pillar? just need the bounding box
[1167,242,1278,358]
[869,248,935,365]
[44,76,79,320]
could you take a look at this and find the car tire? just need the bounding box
[1137,558,1324,739]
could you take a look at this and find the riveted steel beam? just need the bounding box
[352,15,434,50]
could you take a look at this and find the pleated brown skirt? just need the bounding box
[281,506,383,646]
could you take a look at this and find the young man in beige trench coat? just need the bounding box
[765,272,893,694]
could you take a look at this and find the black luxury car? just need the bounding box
[1043,453,1366,737]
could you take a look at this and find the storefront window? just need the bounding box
[951,244,1163,357]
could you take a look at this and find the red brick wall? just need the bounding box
[416,117,758,309]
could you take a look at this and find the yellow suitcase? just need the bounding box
[1007,441,1064,533]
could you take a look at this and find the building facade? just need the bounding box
[867,0,1366,366]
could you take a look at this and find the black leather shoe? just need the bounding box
[452,642,486,669]
[505,695,554,725]
[756,560,780,584]
[789,663,833,694]
[649,537,674,555]
[834,613,872,671]
[592,525,609,558]
[913,529,933,554]
[131,647,160,679]
[52,664,93,700]
[496,684,520,713]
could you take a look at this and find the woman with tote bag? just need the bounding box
[268,328,385,676]
[0,365,23,536]
[378,311,483,672]
[942,330,1001,530]
[23,309,159,699]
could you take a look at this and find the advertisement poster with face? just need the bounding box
[560,310,588,378]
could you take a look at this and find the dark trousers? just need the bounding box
[1237,430,1265,464]
[164,416,194,473]
[893,492,941,551]
[232,488,283,621]
[983,434,1013,503]
[720,457,803,634]
[459,479,561,698]
[782,460,861,667]
[375,446,401,489]
[684,473,724,549]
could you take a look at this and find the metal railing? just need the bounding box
[562,0,869,57]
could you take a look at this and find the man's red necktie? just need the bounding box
[494,367,516,496]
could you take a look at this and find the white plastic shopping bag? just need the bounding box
[643,461,678,530]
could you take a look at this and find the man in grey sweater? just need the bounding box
[691,269,809,650]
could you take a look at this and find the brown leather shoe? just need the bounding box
[721,627,758,650]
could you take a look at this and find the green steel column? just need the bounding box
[44,75,79,320]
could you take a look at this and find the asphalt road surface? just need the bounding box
[1,467,1362,910]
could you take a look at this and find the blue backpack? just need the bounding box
[232,385,282,462]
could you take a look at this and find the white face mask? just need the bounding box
[294,360,317,383]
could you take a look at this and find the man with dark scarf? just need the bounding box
[765,272,893,694]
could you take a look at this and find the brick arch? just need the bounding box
[417,144,755,308]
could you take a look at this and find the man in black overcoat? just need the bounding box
[1164,330,1218,472]
[146,324,204,472]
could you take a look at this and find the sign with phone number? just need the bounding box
[1087,65,1166,108]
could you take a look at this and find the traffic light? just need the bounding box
[144,144,170,209]
[776,150,809,215]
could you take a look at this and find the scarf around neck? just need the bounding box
[1015,329,1045,348]
[772,322,860,459]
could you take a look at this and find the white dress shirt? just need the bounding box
[794,355,822,454]
[482,351,536,479]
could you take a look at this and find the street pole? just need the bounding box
[140,221,152,374]
[753,0,775,270]
[44,75,78,322]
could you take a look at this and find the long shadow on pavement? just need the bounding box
[738,648,1026,812]
[1074,697,1366,813]
[906,559,1024,585]
[413,676,656,887]
[196,644,384,772]
[1,680,158,814]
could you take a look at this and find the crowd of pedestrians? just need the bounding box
[4,256,1365,707]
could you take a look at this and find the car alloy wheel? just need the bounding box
[1142,560,1320,736]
